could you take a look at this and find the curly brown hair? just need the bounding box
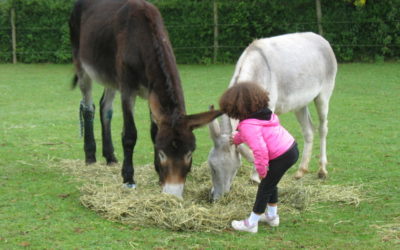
[219,82,270,120]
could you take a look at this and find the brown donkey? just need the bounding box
[69,0,221,198]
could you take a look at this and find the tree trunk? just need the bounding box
[315,0,323,36]
[213,0,219,64]
[11,8,17,64]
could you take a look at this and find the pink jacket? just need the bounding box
[233,114,295,178]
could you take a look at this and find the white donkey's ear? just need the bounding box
[208,105,221,142]
[220,114,232,134]
[209,117,220,142]
[237,144,254,163]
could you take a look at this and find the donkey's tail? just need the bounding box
[71,74,78,89]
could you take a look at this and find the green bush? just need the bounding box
[216,0,317,63]
[0,0,12,62]
[0,0,75,63]
[0,0,399,63]
[322,0,400,62]
[155,0,214,64]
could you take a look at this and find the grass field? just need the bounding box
[0,63,399,249]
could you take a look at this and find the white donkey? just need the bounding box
[208,32,337,201]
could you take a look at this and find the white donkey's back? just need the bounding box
[231,32,336,114]
[208,32,337,201]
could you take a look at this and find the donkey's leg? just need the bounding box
[150,118,161,176]
[294,106,314,179]
[314,95,331,179]
[78,72,96,164]
[120,92,137,188]
[100,88,118,165]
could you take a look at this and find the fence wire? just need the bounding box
[1,19,399,63]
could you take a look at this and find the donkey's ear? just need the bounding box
[209,118,221,141]
[220,114,232,134]
[208,105,221,140]
[186,110,223,130]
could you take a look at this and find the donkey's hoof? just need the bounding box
[318,171,328,179]
[124,183,136,189]
[294,167,309,179]
[106,157,118,165]
[294,170,305,180]
[250,172,261,183]
[85,158,96,165]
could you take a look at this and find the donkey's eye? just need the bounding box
[158,150,167,165]
[184,151,192,165]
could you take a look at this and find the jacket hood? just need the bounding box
[239,113,280,127]
[247,107,272,120]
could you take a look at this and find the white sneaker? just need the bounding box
[259,214,280,227]
[231,219,258,233]
[250,170,261,183]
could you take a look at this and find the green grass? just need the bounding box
[0,63,399,249]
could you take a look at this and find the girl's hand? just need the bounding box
[230,132,238,145]
[258,167,267,179]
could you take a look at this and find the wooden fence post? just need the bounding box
[11,8,17,64]
[213,0,219,64]
[315,0,323,36]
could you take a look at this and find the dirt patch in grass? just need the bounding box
[54,159,363,232]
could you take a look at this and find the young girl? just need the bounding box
[219,82,299,233]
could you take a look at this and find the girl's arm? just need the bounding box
[239,124,269,178]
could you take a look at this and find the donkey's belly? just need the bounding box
[274,89,320,115]
[82,61,119,89]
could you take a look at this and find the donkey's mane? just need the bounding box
[143,3,183,112]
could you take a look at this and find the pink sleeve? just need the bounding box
[239,124,269,178]
[233,131,244,145]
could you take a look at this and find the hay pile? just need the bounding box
[55,160,362,232]
[372,218,400,244]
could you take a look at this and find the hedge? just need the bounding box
[0,0,75,63]
[0,0,399,63]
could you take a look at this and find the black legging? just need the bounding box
[253,142,299,214]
